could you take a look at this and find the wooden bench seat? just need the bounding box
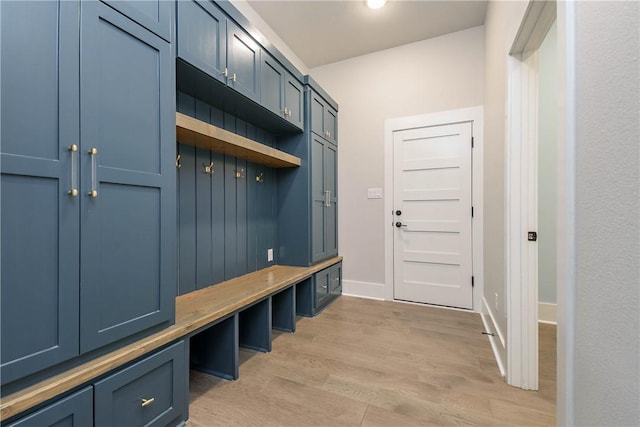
[0,257,342,422]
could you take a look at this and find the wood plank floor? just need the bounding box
[188,296,556,426]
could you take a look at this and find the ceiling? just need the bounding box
[247,0,488,69]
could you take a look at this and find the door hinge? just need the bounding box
[471,276,475,288]
[471,136,474,148]
[471,206,474,218]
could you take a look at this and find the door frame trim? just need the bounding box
[383,106,484,312]
[505,0,556,391]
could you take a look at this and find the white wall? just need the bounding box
[481,0,529,366]
[538,21,557,306]
[569,1,639,424]
[309,27,484,299]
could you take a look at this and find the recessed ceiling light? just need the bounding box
[367,0,386,10]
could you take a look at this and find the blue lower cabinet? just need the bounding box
[6,387,93,427]
[94,341,187,427]
[296,262,342,317]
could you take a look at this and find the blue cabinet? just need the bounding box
[0,0,81,385]
[277,85,339,267]
[311,135,338,263]
[6,387,93,427]
[1,0,175,385]
[177,0,261,103]
[94,341,186,427]
[310,91,338,144]
[261,55,304,130]
[79,0,176,353]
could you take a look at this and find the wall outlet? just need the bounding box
[367,188,383,199]
[267,248,274,262]
[494,292,499,311]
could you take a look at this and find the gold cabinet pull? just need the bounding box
[230,73,237,83]
[141,397,155,408]
[68,144,78,197]
[222,68,228,78]
[88,147,98,198]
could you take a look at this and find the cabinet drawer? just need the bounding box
[329,262,342,294]
[94,341,186,427]
[7,387,93,427]
[315,270,331,307]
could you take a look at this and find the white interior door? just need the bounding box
[393,122,473,309]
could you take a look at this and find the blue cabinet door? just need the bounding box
[325,143,338,258]
[227,21,261,103]
[260,55,285,119]
[79,1,176,352]
[0,0,80,385]
[177,0,227,84]
[6,387,93,427]
[101,0,173,41]
[325,107,338,145]
[284,72,304,130]
[310,136,327,263]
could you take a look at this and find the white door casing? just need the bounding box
[392,122,473,309]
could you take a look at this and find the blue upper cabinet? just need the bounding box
[310,91,338,145]
[177,1,261,104]
[227,21,261,102]
[79,1,176,353]
[0,0,81,386]
[177,0,227,83]
[260,54,303,130]
[100,0,173,42]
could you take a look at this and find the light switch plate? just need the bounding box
[267,248,274,262]
[367,188,383,199]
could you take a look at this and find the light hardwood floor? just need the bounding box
[188,296,556,426]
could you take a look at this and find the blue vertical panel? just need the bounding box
[0,0,80,385]
[196,148,213,289]
[211,151,225,285]
[224,155,237,280]
[176,91,195,116]
[246,123,257,142]
[80,1,175,352]
[176,0,227,84]
[178,144,196,295]
[195,98,211,123]
[210,106,224,128]
[266,168,277,266]
[246,162,258,273]
[236,158,248,276]
[224,112,236,133]
[236,118,247,138]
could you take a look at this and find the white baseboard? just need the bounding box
[342,280,385,300]
[481,296,507,377]
[538,302,557,324]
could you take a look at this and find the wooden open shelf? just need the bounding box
[176,112,301,168]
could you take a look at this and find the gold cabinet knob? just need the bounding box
[88,190,98,198]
